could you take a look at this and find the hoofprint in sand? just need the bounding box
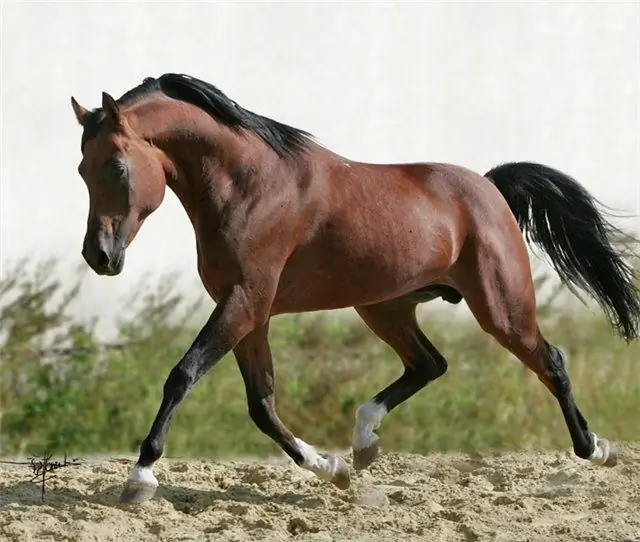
[2,445,640,542]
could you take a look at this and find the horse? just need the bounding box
[70,73,640,503]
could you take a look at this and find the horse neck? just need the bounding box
[131,99,268,228]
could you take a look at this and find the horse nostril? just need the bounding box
[97,248,111,269]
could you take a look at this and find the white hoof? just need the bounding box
[294,438,351,489]
[119,465,159,503]
[588,433,617,467]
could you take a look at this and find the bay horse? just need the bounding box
[70,73,640,503]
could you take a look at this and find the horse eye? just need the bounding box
[106,158,128,179]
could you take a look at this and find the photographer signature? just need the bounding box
[0,451,82,502]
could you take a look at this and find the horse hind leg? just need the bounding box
[534,341,616,466]
[510,336,615,466]
[456,244,617,467]
[352,297,449,470]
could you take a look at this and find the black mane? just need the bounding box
[81,73,313,158]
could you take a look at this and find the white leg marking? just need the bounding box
[352,400,387,452]
[588,432,611,465]
[127,465,159,487]
[294,438,341,481]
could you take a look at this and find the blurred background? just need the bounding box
[2,1,639,458]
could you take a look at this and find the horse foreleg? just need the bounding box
[234,322,351,489]
[119,286,272,503]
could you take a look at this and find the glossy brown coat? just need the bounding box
[71,74,639,503]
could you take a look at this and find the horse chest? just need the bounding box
[195,234,240,302]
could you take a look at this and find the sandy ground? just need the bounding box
[1,445,640,542]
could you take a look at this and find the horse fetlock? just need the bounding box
[140,436,164,465]
[354,401,387,432]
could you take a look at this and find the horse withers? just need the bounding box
[70,73,640,503]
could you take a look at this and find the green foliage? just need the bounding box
[1,258,639,459]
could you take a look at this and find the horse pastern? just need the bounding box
[352,425,381,454]
[128,465,159,485]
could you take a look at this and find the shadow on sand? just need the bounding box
[0,478,335,516]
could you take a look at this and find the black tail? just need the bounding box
[484,161,640,342]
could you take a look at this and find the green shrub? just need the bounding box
[1,258,639,459]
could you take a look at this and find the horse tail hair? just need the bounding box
[484,161,640,342]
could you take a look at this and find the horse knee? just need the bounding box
[543,344,572,396]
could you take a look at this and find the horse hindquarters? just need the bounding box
[450,217,616,466]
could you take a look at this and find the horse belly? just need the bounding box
[271,209,461,314]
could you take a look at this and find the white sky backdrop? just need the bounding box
[2,1,639,337]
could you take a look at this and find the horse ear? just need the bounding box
[71,96,90,127]
[101,91,121,125]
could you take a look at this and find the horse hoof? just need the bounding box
[330,456,351,490]
[353,442,380,471]
[589,436,618,468]
[603,451,618,467]
[598,439,618,467]
[119,481,158,503]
